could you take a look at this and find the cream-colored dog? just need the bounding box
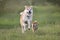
[20,5,33,33]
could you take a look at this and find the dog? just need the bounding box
[20,5,33,33]
[32,20,38,32]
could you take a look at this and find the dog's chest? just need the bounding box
[27,15,30,19]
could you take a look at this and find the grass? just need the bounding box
[0,5,60,40]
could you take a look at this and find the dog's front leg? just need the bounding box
[28,20,31,30]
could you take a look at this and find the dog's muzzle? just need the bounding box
[29,11,31,13]
[28,11,31,14]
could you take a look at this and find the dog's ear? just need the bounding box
[24,5,27,8]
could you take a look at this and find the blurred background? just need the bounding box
[0,0,60,40]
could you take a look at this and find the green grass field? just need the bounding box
[0,5,60,40]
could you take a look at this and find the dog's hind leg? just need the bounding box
[22,26,24,33]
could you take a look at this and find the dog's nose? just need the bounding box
[29,11,31,14]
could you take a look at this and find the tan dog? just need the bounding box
[32,20,38,32]
[20,5,33,33]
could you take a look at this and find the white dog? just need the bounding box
[20,6,33,33]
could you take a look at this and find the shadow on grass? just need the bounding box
[56,32,60,36]
[35,30,46,36]
[35,30,60,36]
[0,24,16,29]
[53,32,60,36]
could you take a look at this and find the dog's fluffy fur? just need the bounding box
[32,21,38,32]
[20,5,33,33]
